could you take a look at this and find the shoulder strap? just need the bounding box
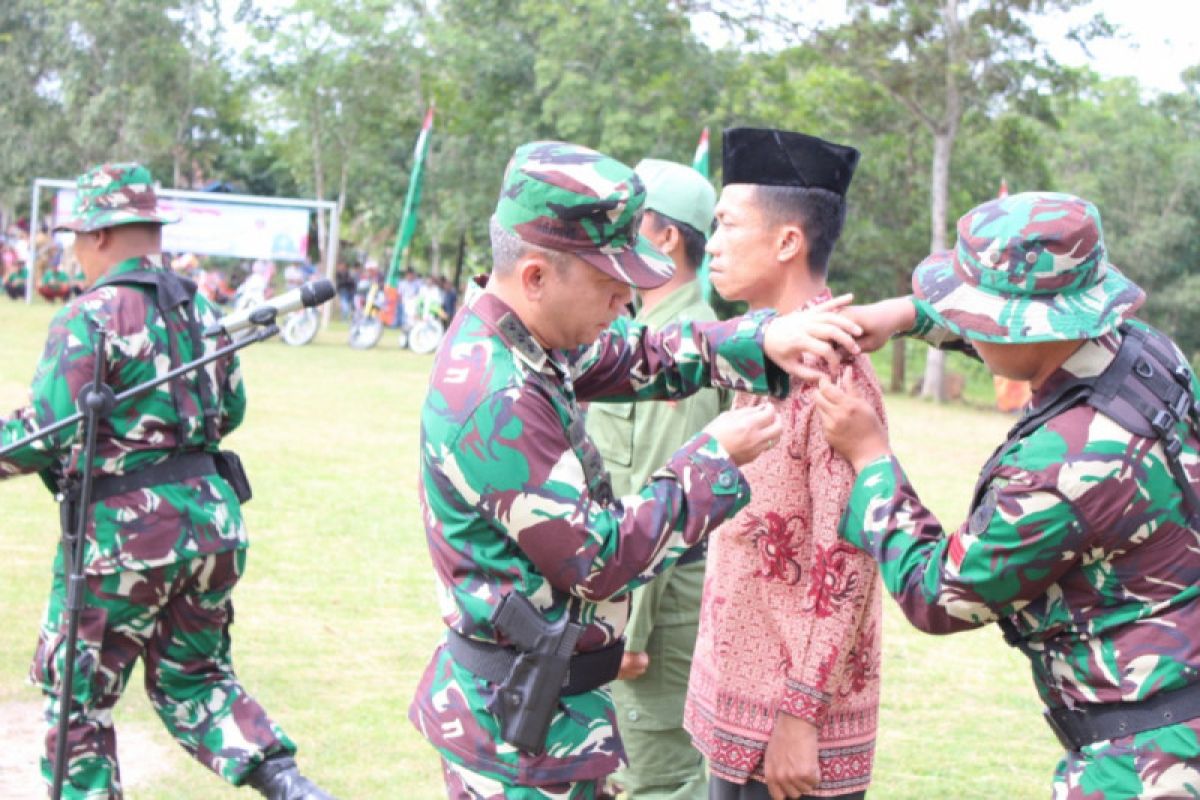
[93,268,221,445]
[993,323,1200,657]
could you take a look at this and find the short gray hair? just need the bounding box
[489,216,572,276]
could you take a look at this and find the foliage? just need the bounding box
[2,0,1198,361]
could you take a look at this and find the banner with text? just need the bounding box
[54,191,311,262]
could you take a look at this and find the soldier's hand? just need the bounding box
[842,296,918,353]
[815,366,890,472]
[764,711,820,800]
[704,404,783,466]
[763,294,862,382]
[617,651,650,680]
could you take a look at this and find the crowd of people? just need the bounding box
[333,261,459,327]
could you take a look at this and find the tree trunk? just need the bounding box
[919,128,954,401]
[453,232,466,290]
[310,107,327,263]
[890,270,909,393]
[920,0,963,403]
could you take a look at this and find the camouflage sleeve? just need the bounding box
[0,305,96,477]
[193,294,245,436]
[219,354,246,435]
[570,309,786,402]
[838,438,1093,634]
[907,297,977,357]
[443,385,751,603]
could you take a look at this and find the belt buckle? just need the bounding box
[1043,707,1086,752]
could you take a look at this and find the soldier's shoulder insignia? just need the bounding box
[969,485,1000,536]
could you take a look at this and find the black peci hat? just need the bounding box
[722,127,860,197]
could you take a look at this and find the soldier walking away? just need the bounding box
[815,191,1200,798]
[0,163,335,800]
[408,140,866,799]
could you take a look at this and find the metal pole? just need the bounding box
[26,180,41,304]
[0,325,280,460]
[322,201,340,330]
[49,330,112,799]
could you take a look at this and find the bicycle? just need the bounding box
[348,280,386,349]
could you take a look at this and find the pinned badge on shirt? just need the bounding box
[969,485,1000,536]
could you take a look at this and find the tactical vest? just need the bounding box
[95,268,221,446]
[63,267,252,507]
[969,322,1200,654]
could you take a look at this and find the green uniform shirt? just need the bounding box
[588,280,728,730]
[588,281,731,503]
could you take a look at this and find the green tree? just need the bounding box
[818,0,1103,399]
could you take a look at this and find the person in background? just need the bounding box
[588,157,725,800]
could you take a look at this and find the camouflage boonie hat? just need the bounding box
[55,162,178,233]
[913,191,1145,343]
[494,141,674,289]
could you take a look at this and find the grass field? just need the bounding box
[0,299,1055,799]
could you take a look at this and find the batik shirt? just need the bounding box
[0,255,248,574]
[685,289,884,795]
[841,311,1200,713]
[409,289,785,785]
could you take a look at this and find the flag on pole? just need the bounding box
[692,127,710,179]
[998,177,1009,198]
[692,127,717,302]
[387,105,434,287]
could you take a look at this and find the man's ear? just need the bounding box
[776,223,806,264]
[92,228,113,252]
[653,224,680,260]
[517,254,550,301]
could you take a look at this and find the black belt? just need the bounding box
[676,539,707,567]
[87,452,217,504]
[446,629,624,696]
[1044,681,1200,751]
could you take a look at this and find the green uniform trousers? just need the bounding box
[31,549,295,798]
[611,559,707,800]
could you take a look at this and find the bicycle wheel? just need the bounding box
[409,319,445,354]
[349,315,384,349]
[282,310,319,346]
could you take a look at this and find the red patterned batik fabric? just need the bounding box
[685,331,886,798]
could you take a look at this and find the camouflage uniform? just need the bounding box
[839,192,1200,798]
[2,164,295,798]
[408,142,787,798]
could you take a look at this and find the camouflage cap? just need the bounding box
[55,162,178,233]
[494,141,674,289]
[913,191,1145,343]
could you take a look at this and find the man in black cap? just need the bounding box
[683,128,887,800]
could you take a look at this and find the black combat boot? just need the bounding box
[243,754,337,800]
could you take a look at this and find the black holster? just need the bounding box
[214,450,253,504]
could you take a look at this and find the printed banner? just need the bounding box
[54,191,311,262]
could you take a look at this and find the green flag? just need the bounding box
[692,127,718,304]
[691,126,710,179]
[387,105,434,287]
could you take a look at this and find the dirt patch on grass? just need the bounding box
[0,700,174,798]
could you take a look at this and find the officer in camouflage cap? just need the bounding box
[1,163,334,799]
[408,141,865,799]
[814,191,1200,798]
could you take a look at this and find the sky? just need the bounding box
[689,0,1200,95]
[1046,0,1200,93]
[223,0,1200,95]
